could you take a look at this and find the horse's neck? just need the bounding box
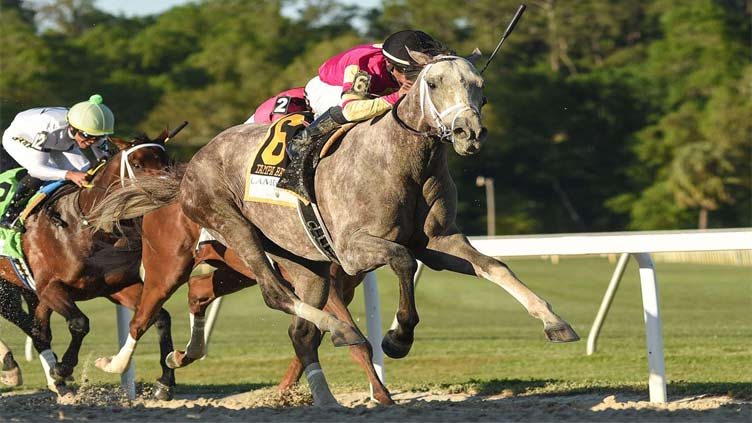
[381,93,448,180]
[77,157,122,213]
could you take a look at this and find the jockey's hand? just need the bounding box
[65,170,90,187]
[398,79,414,97]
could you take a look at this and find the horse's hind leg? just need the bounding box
[418,232,579,342]
[180,193,362,345]
[105,283,176,401]
[278,270,394,405]
[273,258,338,407]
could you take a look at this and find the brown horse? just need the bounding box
[88,51,579,406]
[89,197,393,405]
[0,135,175,399]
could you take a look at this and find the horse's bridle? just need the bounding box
[119,143,166,187]
[392,56,480,143]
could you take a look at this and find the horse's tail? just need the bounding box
[87,165,184,233]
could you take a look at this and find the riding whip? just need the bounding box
[479,4,527,75]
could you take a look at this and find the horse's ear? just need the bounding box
[465,48,482,64]
[110,138,133,151]
[406,48,432,66]
[155,129,169,143]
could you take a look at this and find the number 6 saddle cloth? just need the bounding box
[243,112,355,208]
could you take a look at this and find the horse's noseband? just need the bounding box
[392,57,481,144]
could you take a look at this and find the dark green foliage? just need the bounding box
[1,0,748,231]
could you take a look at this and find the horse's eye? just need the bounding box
[132,162,142,169]
[427,81,437,89]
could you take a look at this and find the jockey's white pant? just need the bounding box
[305,76,343,119]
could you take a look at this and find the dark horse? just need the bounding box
[88,197,393,405]
[0,134,176,399]
[88,51,579,406]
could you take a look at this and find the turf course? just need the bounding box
[1,257,749,398]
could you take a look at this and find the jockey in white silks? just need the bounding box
[0,94,115,230]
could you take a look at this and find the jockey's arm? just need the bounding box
[339,65,401,122]
[340,93,400,122]
[1,136,68,181]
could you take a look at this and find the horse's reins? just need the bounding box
[73,143,166,227]
[392,56,479,143]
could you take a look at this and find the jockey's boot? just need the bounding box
[278,107,347,203]
[0,174,43,231]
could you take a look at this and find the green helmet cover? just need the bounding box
[67,94,115,135]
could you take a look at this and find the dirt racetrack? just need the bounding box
[1,385,749,422]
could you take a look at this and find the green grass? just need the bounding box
[1,257,750,399]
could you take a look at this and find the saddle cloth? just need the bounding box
[0,168,67,291]
[244,112,313,207]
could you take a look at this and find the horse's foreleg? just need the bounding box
[32,303,61,392]
[418,233,579,342]
[99,283,176,400]
[338,233,419,359]
[37,282,91,383]
[168,265,258,369]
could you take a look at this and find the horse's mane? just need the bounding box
[86,163,186,233]
[131,133,152,145]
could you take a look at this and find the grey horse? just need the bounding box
[89,51,579,406]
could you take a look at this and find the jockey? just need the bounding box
[244,87,309,124]
[0,94,115,229]
[277,30,447,202]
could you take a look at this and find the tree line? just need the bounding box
[1,0,749,234]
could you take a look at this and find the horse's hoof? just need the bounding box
[153,380,174,401]
[55,385,77,405]
[49,382,74,397]
[544,322,580,343]
[1,367,23,386]
[372,391,395,406]
[165,351,180,369]
[381,330,413,359]
[165,350,197,369]
[330,322,366,347]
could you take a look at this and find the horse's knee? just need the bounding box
[68,316,89,336]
